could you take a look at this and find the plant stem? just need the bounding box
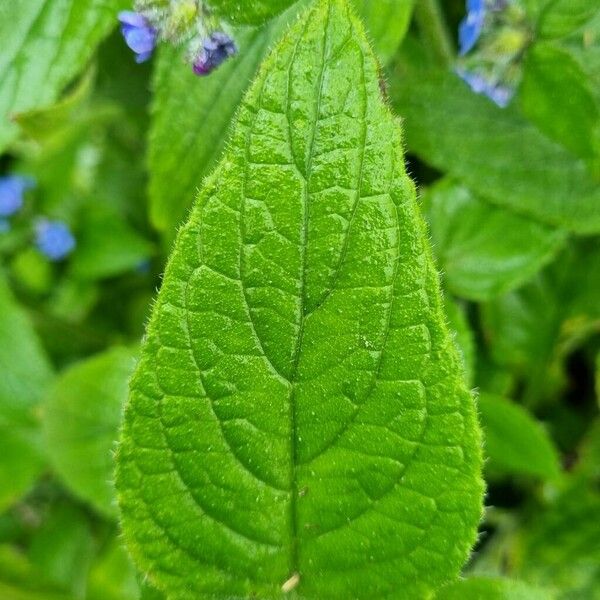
[414,0,455,68]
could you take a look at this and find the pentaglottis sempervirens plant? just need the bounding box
[116,1,484,597]
[1,0,600,598]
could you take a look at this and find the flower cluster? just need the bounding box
[118,1,237,76]
[0,174,75,262]
[455,0,529,108]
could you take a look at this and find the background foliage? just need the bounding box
[0,0,598,598]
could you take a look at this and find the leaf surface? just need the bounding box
[117,1,483,597]
[0,0,125,152]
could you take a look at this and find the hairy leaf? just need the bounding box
[117,0,483,597]
[0,274,53,511]
[42,347,136,518]
[391,68,600,233]
[0,0,125,152]
[425,180,566,301]
[479,394,561,480]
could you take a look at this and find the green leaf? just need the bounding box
[149,18,296,235]
[520,42,600,163]
[0,274,53,511]
[424,180,566,301]
[481,239,600,404]
[205,0,297,24]
[445,296,475,387]
[70,207,153,281]
[29,503,95,597]
[0,0,125,152]
[42,347,136,518]
[513,484,600,598]
[538,0,599,39]
[117,0,483,597]
[87,539,139,600]
[353,0,416,65]
[390,67,600,233]
[435,576,552,600]
[479,393,561,480]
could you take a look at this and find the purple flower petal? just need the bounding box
[193,32,237,76]
[124,27,156,55]
[467,0,485,12]
[35,219,76,261]
[0,175,35,217]
[118,11,148,29]
[118,11,157,63]
[459,9,485,55]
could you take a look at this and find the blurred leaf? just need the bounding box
[520,42,600,164]
[206,0,297,24]
[13,68,97,145]
[482,240,600,403]
[425,180,566,301]
[445,296,475,386]
[0,274,53,511]
[29,502,94,598]
[0,545,73,600]
[42,347,136,518]
[479,393,561,480]
[538,0,599,39]
[0,0,126,152]
[87,539,139,600]
[70,207,153,281]
[513,484,600,599]
[11,248,54,296]
[435,576,551,599]
[353,0,415,65]
[391,67,600,234]
[148,14,298,236]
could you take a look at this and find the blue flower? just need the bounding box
[0,175,35,217]
[193,32,237,76]
[118,11,157,63]
[35,219,76,261]
[456,68,514,108]
[459,0,486,55]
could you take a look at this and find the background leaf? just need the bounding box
[42,347,136,518]
[0,274,53,511]
[391,67,600,233]
[424,180,566,301]
[205,0,298,24]
[478,393,561,480]
[435,576,551,600]
[0,0,126,152]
